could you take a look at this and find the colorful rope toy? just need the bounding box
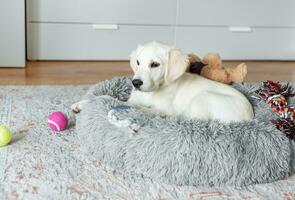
[254,80,295,139]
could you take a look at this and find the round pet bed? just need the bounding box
[76,77,295,187]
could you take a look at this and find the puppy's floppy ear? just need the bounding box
[129,45,143,73]
[165,48,188,85]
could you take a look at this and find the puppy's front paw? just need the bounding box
[71,100,88,113]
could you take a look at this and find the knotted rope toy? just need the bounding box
[254,80,295,139]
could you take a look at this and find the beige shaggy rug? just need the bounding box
[0,85,294,200]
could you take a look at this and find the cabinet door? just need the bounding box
[27,0,177,25]
[0,0,25,67]
[178,0,295,27]
[176,26,295,60]
[27,23,175,60]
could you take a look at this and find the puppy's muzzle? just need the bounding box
[132,79,143,89]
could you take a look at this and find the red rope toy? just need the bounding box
[254,80,295,140]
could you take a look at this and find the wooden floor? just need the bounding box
[0,60,295,84]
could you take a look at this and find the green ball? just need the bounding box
[0,125,12,147]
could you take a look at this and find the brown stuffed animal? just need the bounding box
[187,53,247,84]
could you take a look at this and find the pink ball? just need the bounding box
[48,112,68,132]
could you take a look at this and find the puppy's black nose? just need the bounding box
[132,79,143,88]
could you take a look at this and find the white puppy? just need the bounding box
[72,41,254,123]
[127,41,254,122]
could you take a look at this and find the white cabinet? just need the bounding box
[175,0,295,60]
[0,0,25,67]
[27,0,177,60]
[27,0,295,60]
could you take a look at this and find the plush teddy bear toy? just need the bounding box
[187,53,247,84]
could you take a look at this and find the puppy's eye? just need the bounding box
[136,60,140,66]
[150,62,160,68]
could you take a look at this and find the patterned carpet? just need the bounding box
[0,85,295,200]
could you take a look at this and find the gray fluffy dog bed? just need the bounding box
[76,77,295,187]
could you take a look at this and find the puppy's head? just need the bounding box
[130,41,188,92]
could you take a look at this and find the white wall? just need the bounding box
[0,0,25,67]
